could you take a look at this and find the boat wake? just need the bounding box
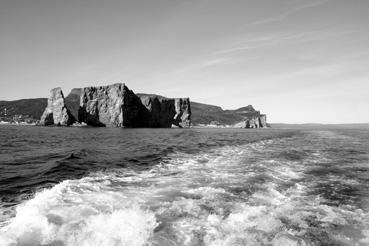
[1,133,369,246]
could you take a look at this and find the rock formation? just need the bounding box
[174,98,191,128]
[79,83,133,127]
[40,88,75,126]
[259,114,267,127]
[138,94,191,128]
[232,105,268,128]
[78,83,191,128]
[5,87,269,128]
[233,115,267,128]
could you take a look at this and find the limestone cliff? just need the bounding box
[40,88,75,126]
[78,84,191,128]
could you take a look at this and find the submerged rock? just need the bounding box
[40,88,75,126]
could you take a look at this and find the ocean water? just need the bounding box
[0,125,369,246]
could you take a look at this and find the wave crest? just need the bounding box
[0,178,158,246]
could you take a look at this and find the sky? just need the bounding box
[0,0,368,123]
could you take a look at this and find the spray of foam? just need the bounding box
[0,177,158,246]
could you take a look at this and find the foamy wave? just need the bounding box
[0,178,158,246]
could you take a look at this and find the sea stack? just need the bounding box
[40,88,75,126]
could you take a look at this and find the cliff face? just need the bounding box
[65,88,81,120]
[138,95,191,128]
[174,98,191,128]
[78,84,191,128]
[78,83,134,127]
[138,95,175,127]
[40,88,75,126]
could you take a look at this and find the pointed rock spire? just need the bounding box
[40,87,75,126]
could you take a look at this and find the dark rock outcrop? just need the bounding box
[138,94,191,128]
[40,88,75,126]
[65,88,81,120]
[78,83,191,128]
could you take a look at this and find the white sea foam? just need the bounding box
[0,178,158,246]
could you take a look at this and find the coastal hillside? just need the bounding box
[191,102,266,126]
[0,98,47,123]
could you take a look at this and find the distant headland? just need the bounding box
[0,83,268,128]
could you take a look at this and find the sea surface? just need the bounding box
[0,125,369,246]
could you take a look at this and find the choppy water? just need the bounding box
[0,125,369,246]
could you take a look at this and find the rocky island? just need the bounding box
[40,83,191,128]
[1,83,268,128]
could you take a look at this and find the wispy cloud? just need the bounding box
[272,59,369,86]
[243,0,332,28]
[174,58,236,74]
[212,29,357,55]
